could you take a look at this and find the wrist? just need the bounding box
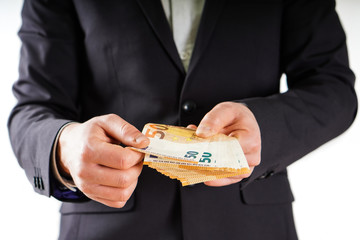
[56,122,80,176]
[51,122,79,192]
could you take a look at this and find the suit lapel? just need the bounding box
[187,0,226,75]
[136,0,185,74]
[136,0,226,76]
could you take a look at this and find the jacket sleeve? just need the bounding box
[8,0,82,198]
[241,0,357,187]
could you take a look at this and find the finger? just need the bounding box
[90,196,127,208]
[229,131,261,152]
[186,124,198,130]
[96,114,149,148]
[91,143,144,169]
[204,166,254,187]
[243,152,261,167]
[89,162,143,188]
[86,181,138,203]
[204,177,243,187]
[196,102,237,138]
[228,130,261,166]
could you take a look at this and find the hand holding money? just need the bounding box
[131,102,261,187]
[57,114,149,208]
[196,102,261,186]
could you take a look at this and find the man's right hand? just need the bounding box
[57,114,149,208]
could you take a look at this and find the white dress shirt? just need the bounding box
[161,0,205,71]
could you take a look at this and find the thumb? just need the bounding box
[96,114,149,148]
[196,102,235,138]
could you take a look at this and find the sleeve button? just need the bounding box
[34,176,39,188]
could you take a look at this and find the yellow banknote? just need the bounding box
[146,158,244,186]
[131,123,250,185]
[132,123,249,170]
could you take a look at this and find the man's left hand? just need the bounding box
[194,102,261,187]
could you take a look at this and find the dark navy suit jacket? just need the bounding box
[9,0,357,239]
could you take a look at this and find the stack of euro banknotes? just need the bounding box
[131,123,250,186]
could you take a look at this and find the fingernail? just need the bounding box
[135,134,148,143]
[196,125,213,137]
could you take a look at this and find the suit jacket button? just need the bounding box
[267,171,275,177]
[182,100,197,113]
[257,174,266,180]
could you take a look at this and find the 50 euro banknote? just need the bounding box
[144,154,249,186]
[130,123,250,185]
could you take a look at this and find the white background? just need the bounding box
[0,1,359,239]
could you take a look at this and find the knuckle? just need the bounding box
[103,113,118,122]
[248,141,261,153]
[212,102,236,121]
[244,135,261,153]
[80,137,101,160]
[94,114,119,128]
[115,190,130,202]
[81,184,90,193]
[119,151,138,169]
[76,162,93,181]
[112,202,127,209]
[119,122,136,137]
[79,144,91,161]
[78,182,92,194]
[203,114,221,127]
[88,116,103,127]
[217,101,233,109]
[216,102,236,113]
[212,116,223,126]
[116,174,130,187]
[256,154,262,165]
[77,166,89,180]
[255,133,261,143]
[248,155,261,167]
[117,156,129,169]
